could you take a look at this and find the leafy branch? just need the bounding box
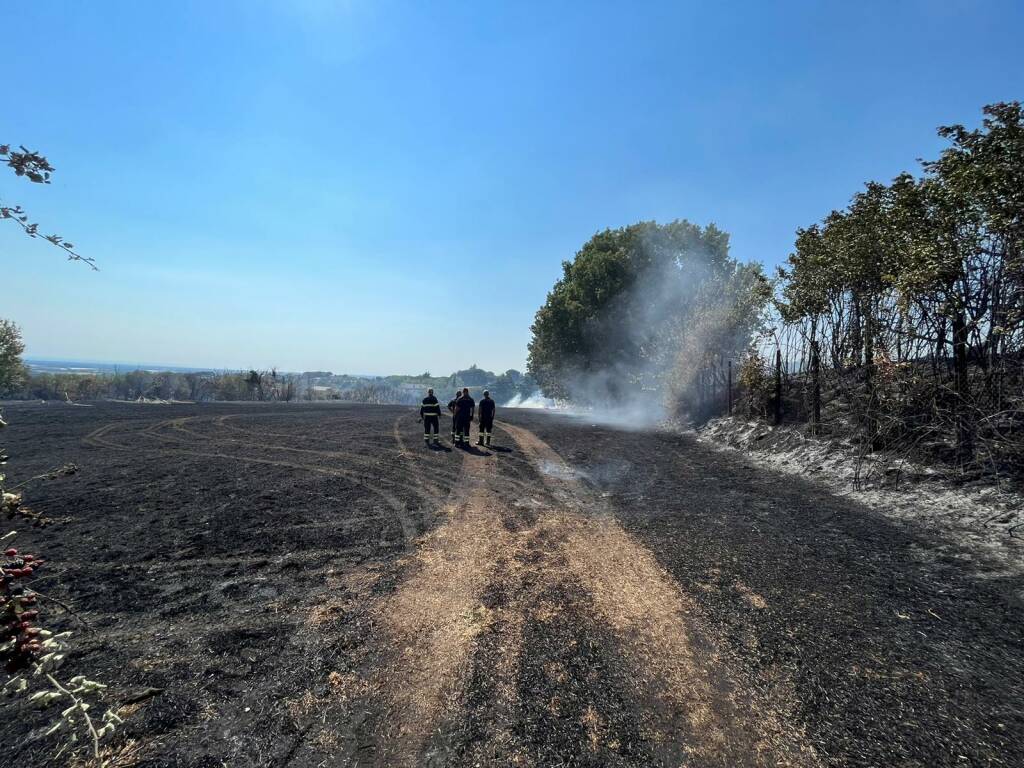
[1,144,96,270]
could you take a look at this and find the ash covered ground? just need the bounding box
[1,401,1021,767]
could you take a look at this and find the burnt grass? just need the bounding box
[512,410,1024,767]
[0,401,464,767]
[0,401,1021,766]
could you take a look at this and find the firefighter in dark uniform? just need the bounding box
[419,388,442,446]
[453,387,475,446]
[477,390,496,446]
[447,392,460,441]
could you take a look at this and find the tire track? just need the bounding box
[83,417,425,548]
[500,422,820,766]
[353,421,818,765]
[342,438,526,767]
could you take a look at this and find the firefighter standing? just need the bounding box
[453,387,475,445]
[447,392,459,441]
[419,388,442,446]
[477,390,496,446]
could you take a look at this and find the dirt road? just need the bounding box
[1,402,1020,766]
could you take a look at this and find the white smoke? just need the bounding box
[551,249,706,427]
[532,223,761,429]
[503,386,666,430]
[503,390,559,409]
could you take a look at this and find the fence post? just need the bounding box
[774,347,782,426]
[811,339,821,431]
[727,360,733,416]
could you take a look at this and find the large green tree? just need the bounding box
[527,219,768,404]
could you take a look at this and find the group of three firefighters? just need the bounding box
[418,387,496,447]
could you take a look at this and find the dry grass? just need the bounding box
[72,739,151,768]
[287,689,325,721]
[581,704,606,753]
[559,512,725,746]
[370,453,521,765]
[307,568,381,629]
[734,580,769,609]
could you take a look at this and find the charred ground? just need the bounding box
[0,401,1020,767]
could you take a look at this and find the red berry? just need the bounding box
[19,610,37,620]
[3,549,15,557]
[21,567,32,576]
[21,555,33,563]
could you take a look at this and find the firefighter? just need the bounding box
[419,388,442,446]
[453,387,475,446]
[477,390,496,446]
[447,391,460,441]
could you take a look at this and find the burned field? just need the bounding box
[1,401,1022,767]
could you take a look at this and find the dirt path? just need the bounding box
[339,420,820,767]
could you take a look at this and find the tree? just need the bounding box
[0,319,27,396]
[774,101,1024,469]
[527,219,768,406]
[453,364,493,387]
[246,370,265,401]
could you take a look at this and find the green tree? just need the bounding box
[453,364,493,387]
[0,319,27,396]
[776,101,1024,466]
[528,219,767,405]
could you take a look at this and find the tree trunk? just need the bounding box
[774,348,783,426]
[850,293,863,369]
[811,339,821,431]
[951,308,973,465]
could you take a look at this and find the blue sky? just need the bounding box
[3,1,1022,375]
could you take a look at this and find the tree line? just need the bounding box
[0,328,536,406]
[527,102,1023,476]
[764,101,1023,472]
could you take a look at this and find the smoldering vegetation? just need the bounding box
[528,103,1024,487]
[526,219,768,427]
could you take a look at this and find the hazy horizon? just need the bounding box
[23,355,515,379]
[5,1,1023,374]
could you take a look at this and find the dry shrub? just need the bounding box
[737,349,772,418]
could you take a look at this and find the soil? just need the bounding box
[0,401,1021,767]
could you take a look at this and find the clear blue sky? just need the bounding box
[3,1,1022,375]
